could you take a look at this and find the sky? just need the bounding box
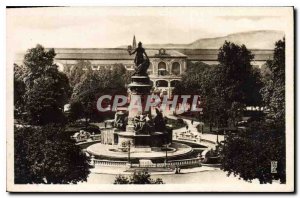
[7,7,291,53]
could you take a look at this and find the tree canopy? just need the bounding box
[261,39,285,127]
[220,120,286,184]
[17,44,72,125]
[64,60,92,88]
[219,39,286,184]
[14,63,26,116]
[69,64,128,122]
[14,125,90,184]
[114,170,164,184]
[173,41,263,128]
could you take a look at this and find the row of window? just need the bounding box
[151,80,181,88]
[67,61,181,75]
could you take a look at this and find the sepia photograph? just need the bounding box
[6,6,294,192]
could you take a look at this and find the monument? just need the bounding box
[116,41,172,152]
[86,42,194,162]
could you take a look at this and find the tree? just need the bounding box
[25,69,71,125]
[217,41,262,107]
[14,64,26,117]
[173,43,263,129]
[64,60,92,88]
[173,61,210,96]
[68,101,84,122]
[205,41,263,128]
[20,44,72,125]
[23,45,56,84]
[261,38,285,127]
[70,64,128,123]
[219,39,286,184]
[14,125,90,184]
[114,170,164,184]
[220,121,285,184]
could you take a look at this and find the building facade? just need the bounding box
[15,37,274,97]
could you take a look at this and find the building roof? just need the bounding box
[175,49,274,61]
[53,48,187,60]
[15,48,274,63]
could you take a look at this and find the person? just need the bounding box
[186,125,189,130]
[129,42,148,66]
[191,120,194,125]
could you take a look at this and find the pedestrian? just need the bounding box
[186,125,189,130]
[191,120,194,125]
[104,122,107,128]
[178,167,181,174]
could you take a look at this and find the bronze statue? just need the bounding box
[133,113,154,134]
[114,111,127,130]
[153,108,166,132]
[128,42,150,76]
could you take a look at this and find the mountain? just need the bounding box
[124,30,284,49]
[188,30,284,49]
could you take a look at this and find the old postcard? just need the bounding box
[6,7,294,192]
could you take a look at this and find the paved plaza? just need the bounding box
[85,169,281,186]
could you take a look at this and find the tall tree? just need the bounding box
[21,44,71,125]
[217,41,261,106]
[261,38,285,127]
[219,39,286,184]
[14,125,90,184]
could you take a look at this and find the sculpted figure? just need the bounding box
[114,111,126,130]
[128,42,150,76]
[153,108,166,132]
[133,113,154,134]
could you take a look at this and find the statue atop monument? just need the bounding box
[128,41,150,76]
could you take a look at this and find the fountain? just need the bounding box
[86,42,194,161]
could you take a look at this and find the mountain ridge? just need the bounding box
[120,30,284,49]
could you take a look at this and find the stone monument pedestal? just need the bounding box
[115,47,172,152]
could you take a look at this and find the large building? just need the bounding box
[15,37,274,97]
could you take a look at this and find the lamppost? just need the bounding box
[127,141,131,167]
[163,143,171,167]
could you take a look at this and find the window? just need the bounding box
[171,62,180,75]
[156,80,168,87]
[158,62,167,76]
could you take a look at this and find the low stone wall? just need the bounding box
[91,157,201,168]
[93,159,127,167]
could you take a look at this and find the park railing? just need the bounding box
[92,159,127,167]
[91,157,201,168]
[167,158,201,166]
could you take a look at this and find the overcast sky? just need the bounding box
[7,7,291,53]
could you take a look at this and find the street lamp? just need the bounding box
[127,141,131,166]
[163,143,171,167]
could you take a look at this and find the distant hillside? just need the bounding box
[123,30,284,49]
[189,30,284,49]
